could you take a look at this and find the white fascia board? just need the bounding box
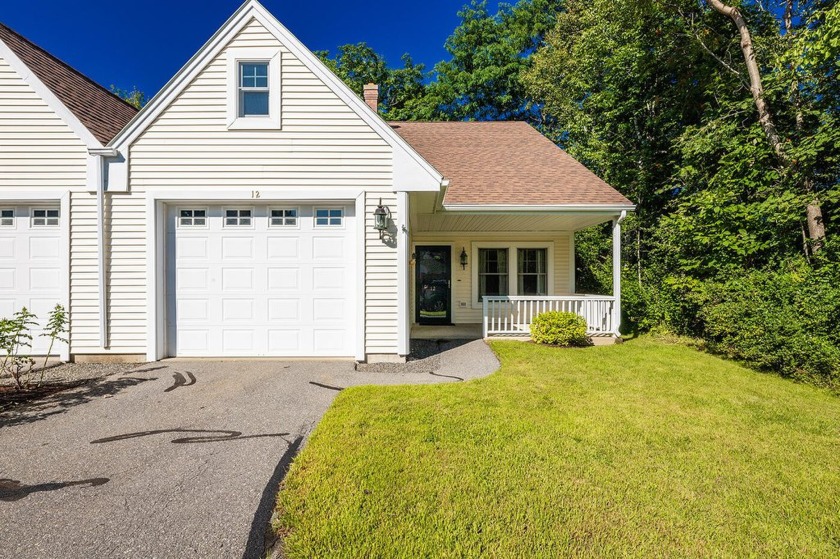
[108,0,444,192]
[0,37,102,149]
[442,203,637,213]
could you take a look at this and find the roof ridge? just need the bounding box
[0,21,137,113]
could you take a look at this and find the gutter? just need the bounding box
[442,203,637,213]
[89,147,117,349]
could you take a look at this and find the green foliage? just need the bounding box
[408,0,562,121]
[110,85,147,109]
[38,304,69,386]
[0,307,38,390]
[0,304,68,390]
[530,310,589,346]
[315,43,426,119]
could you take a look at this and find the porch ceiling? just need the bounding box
[411,209,619,233]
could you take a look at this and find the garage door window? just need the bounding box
[270,208,297,227]
[225,209,252,227]
[0,209,13,227]
[32,208,59,227]
[315,208,343,227]
[179,209,207,227]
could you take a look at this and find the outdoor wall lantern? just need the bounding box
[373,199,390,238]
[460,247,468,270]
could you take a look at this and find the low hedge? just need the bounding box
[530,311,589,347]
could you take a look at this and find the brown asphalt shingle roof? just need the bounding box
[391,121,633,207]
[0,23,137,145]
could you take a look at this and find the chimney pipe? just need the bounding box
[363,83,379,113]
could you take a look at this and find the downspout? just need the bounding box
[612,210,627,337]
[89,147,117,349]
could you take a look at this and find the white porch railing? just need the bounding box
[482,295,616,337]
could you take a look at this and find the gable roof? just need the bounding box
[390,121,634,209]
[0,22,137,145]
[108,0,442,191]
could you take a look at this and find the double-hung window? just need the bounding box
[478,248,509,301]
[238,62,269,117]
[517,248,547,295]
[227,48,280,129]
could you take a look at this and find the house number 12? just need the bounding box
[251,190,261,199]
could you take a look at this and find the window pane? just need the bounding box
[240,63,268,88]
[242,91,269,116]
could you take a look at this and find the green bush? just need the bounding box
[530,311,589,347]
[625,257,840,389]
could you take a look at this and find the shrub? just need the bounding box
[530,311,589,347]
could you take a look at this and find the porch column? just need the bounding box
[612,211,626,336]
[396,191,410,356]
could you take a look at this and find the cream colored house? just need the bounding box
[0,1,634,364]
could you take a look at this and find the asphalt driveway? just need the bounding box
[0,340,498,558]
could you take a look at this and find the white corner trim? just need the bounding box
[107,0,443,190]
[226,47,281,129]
[355,194,366,362]
[0,37,102,149]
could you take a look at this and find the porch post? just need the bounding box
[396,191,410,356]
[612,211,626,336]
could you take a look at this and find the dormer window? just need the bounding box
[226,48,281,129]
[239,62,269,117]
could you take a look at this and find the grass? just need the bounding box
[274,338,840,558]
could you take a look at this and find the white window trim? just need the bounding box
[226,47,281,130]
[0,208,15,228]
[269,206,300,229]
[471,241,554,309]
[222,207,255,229]
[314,207,345,228]
[177,207,209,228]
[31,207,60,228]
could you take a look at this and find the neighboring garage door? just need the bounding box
[166,203,357,357]
[0,205,63,355]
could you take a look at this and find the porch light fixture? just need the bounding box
[460,247,468,269]
[373,199,390,238]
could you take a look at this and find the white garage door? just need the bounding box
[0,205,63,355]
[166,203,357,357]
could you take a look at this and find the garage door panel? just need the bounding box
[0,238,14,258]
[267,237,298,259]
[0,204,63,355]
[268,267,299,290]
[168,203,355,357]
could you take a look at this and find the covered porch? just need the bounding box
[407,190,628,342]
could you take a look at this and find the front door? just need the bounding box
[415,246,451,325]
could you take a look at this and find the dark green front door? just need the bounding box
[415,246,451,325]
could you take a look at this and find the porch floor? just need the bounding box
[411,323,483,340]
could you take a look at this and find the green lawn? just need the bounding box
[274,338,840,558]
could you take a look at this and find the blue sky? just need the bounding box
[3,0,501,97]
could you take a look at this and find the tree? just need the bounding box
[110,86,147,109]
[316,43,426,119]
[411,0,563,122]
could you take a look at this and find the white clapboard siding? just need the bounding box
[0,56,101,354]
[410,233,573,324]
[365,191,398,354]
[124,18,400,357]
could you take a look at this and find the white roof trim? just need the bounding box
[0,34,103,148]
[108,0,444,188]
[442,203,637,213]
